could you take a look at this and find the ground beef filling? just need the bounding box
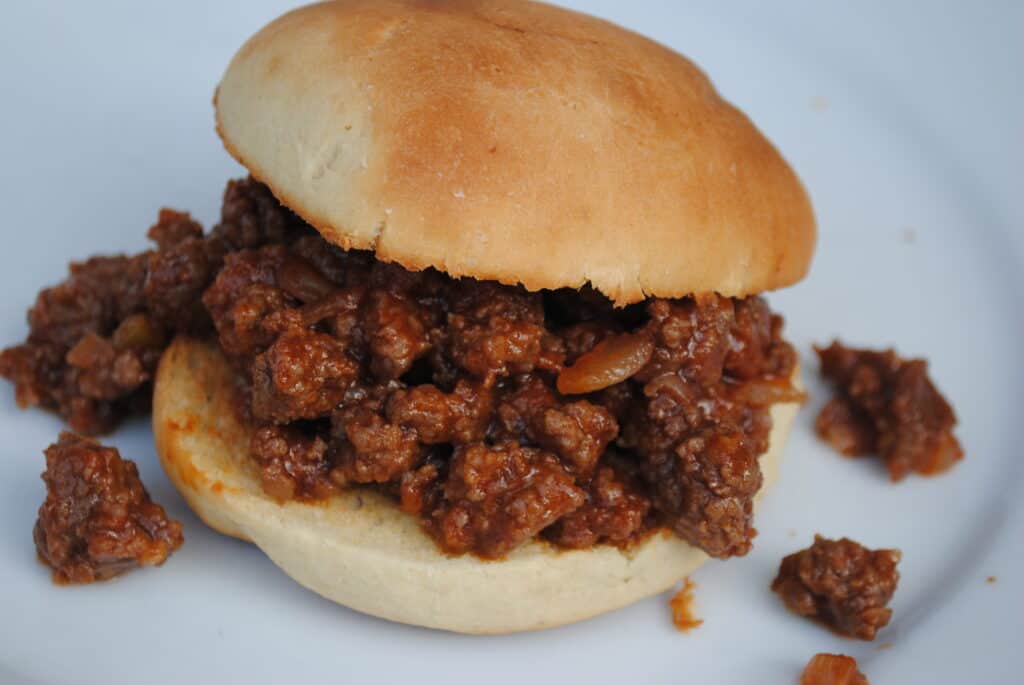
[2,177,802,560]
[814,341,963,480]
[34,432,184,584]
[0,179,304,434]
[772,535,901,640]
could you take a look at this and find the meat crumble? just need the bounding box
[2,177,803,560]
[0,179,302,434]
[815,341,963,480]
[34,432,184,584]
[772,535,901,640]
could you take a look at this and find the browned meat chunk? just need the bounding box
[544,460,650,548]
[494,375,618,476]
[386,381,492,444]
[646,428,763,558]
[621,371,771,558]
[725,296,797,379]
[330,387,425,484]
[815,341,963,480]
[250,423,335,501]
[816,397,876,455]
[0,253,153,434]
[250,329,358,423]
[63,331,152,401]
[203,246,294,360]
[147,207,204,249]
[634,294,735,386]
[773,535,901,640]
[144,210,225,333]
[446,281,562,381]
[613,295,799,558]
[362,291,432,380]
[533,400,618,475]
[34,432,183,584]
[398,454,447,516]
[0,180,303,435]
[432,442,585,557]
[210,176,306,250]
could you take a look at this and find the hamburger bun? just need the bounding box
[214,0,815,305]
[153,337,800,634]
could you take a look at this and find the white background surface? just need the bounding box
[1,1,1021,683]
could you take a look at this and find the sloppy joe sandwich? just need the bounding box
[3,0,816,633]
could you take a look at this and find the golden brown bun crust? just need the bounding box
[152,337,800,633]
[215,0,816,305]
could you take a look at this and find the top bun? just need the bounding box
[215,0,815,305]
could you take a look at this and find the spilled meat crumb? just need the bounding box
[34,432,184,584]
[772,535,900,640]
[814,341,963,481]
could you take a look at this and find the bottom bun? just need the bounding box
[153,337,799,634]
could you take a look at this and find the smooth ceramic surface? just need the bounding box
[0,2,1020,683]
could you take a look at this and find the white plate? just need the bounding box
[1,2,1021,683]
